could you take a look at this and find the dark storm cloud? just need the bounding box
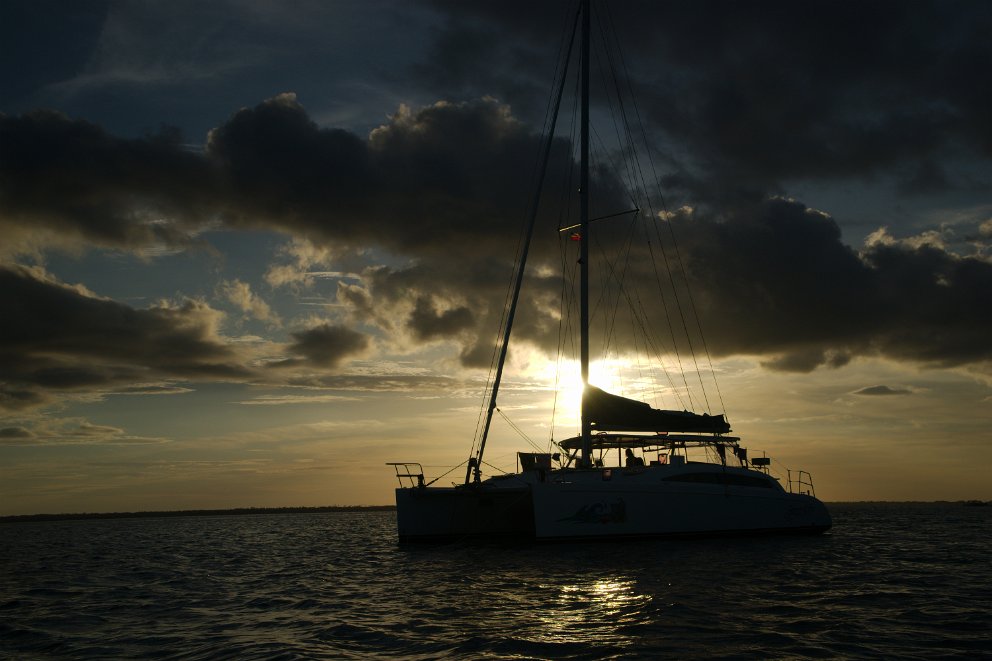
[761,350,851,374]
[204,93,544,253]
[0,93,577,385]
[205,93,372,233]
[407,296,475,341]
[203,93,582,366]
[276,324,370,369]
[859,238,992,366]
[1,94,553,255]
[0,264,248,410]
[411,194,990,373]
[419,0,992,193]
[670,198,992,370]
[0,110,211,249]
[2,89,990,376]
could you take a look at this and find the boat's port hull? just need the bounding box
[395,485,534,542]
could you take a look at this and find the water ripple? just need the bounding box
[1,504,990,659]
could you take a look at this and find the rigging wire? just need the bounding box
[594,4,727,414]
[591,211,638,387]
[598,230,688,408]
[424,460,468,487]
[586,98,686,406]
[588,6,699,411]
[496,407,545,454]
[602,1,728,418]
[543,0,732,447]
[550,0,695,424]
[468,4,580,466]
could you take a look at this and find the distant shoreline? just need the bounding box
[0,505,396,524]
[1,500,986,523]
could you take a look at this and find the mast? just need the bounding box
[467,6,581,484]
[579,0,592,467]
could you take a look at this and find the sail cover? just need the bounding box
[584,385,731,434]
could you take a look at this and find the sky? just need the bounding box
[1,0,991,515]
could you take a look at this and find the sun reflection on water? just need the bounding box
[537,576,653,643]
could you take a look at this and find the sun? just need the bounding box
[523,353,659,431]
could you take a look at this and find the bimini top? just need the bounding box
[559,432,740,451]
[583,385,732,434]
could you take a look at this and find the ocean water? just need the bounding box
[1,503,989,659]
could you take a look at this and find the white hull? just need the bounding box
[394,463,831,542]
[531,464,831,540]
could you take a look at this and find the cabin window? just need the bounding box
[663,473,775,488]
[518,452,552,471]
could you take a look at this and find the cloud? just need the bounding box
[1,94,559,259]
[674,198,992,370]
[852,385,912,396]
[283,373,464,394]
[420,0,992,193]
[272,323,371,370]
[762,350,851,374]
[219,279,280,326]
[0,263,250,411]
[110,385,195,396]
[407,295,475,341]
[0,110,211,254]
[235,393,362,406]
[0,418,169,446]
[3,92,991,381]
[0,264,399,411]
[264,237,338,288]
[204,92,373,233]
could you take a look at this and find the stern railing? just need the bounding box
[387,462,425,488]
[788,469,816,497]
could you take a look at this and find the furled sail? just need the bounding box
[583,385,731,434]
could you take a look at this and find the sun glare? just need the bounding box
[524,353,680,431]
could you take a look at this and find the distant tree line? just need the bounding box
[0,505,396,523]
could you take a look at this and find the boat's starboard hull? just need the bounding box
[530,469,831,540]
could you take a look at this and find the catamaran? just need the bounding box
[388,0,831,542]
